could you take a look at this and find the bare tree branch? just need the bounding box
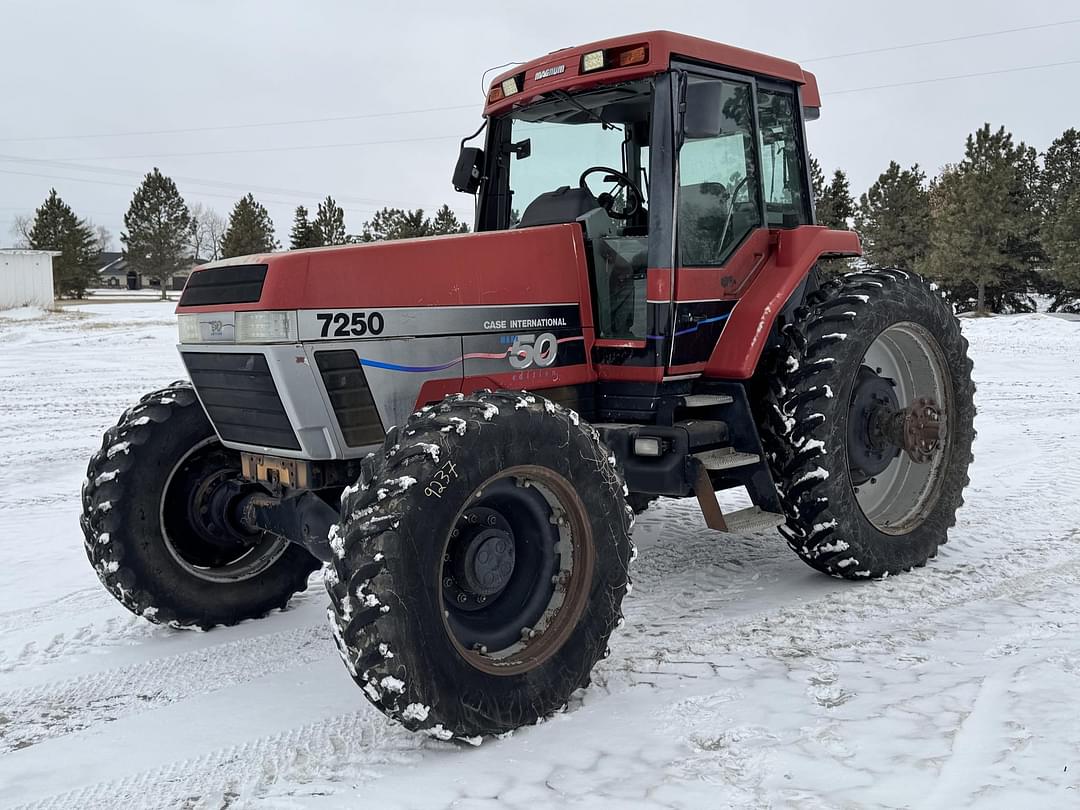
[9,214,32,248]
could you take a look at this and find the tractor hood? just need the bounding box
[176,224,592,315]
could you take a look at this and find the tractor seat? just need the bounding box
[518,186,602,228]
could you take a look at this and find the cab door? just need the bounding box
[668,71,771,375]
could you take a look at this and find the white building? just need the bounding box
[0,249,58,310]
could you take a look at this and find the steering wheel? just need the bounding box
[579,166,645,221]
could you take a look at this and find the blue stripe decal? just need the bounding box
[646,312,731,341]
[359,358,461,373]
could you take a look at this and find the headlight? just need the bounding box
[581,50,605,72]
[235,310,298,343]
[177,314,201,343]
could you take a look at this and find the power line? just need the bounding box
[0,154,434,208]
[0,168,473,221]
[0,104,478,144]
[802,17,1080,63]
[0,124,559,165]
[829,57,1080,96]
[0,168,389,217]
[33,133,462,163]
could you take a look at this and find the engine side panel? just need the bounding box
[178,224,594,315]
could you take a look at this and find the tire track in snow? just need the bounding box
[0,589,109,635]
[17,535,1080,810]
[0,622,332,754]
[9,711,421,810]
[610,528,1080,691]
[0,613,153,675]
[0,585,320,675]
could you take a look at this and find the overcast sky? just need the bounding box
[2,0,1078,249]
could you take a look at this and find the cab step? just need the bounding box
[723,506,786,534]
[680,394,734,408]
[693,448,759,471]
[691,462,785,535]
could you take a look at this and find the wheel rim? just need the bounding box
[439,465,594,676]
[159,437,290,582]
[847,322,953,535]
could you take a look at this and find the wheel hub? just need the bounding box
[885,398,945,463]
[848,365,900,483]
[453,525,516,597]
[444,506,519,611]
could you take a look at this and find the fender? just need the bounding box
[704,226,861,379]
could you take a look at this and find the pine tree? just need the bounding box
[1043,185,1080,312]
[430,204,469,235]
[27,189,99,298]
[289,205,320,249]
[1040,128,1080,217]
[855,162,931,273]
[358,208,431,242]
[122,168,192,299]
[312,196,348,245]
[809,156,826,206]
[817,169,855,229]
[220,194,279,258]
[925,124,1042,314]
[809,163,855,275]
[1040,129,1080,310]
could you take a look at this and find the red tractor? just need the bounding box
[82,31,974,741]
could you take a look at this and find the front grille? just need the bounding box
[182,352,301,450]
[315,350,385,447]
[179,264,267,307]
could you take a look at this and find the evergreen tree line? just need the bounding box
[13,167,469,299]
[814,123,1080,314]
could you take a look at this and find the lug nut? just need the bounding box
[443,577,454,588]
[456,592,468,603]
[486,515,497,526]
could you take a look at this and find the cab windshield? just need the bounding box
[505,79,654,340]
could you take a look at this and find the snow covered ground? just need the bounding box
[1,302,1078,809]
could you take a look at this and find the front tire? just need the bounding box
[81,381,321,628]
[761,270,975,578]
[325,391,634,740]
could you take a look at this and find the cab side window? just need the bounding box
[678,78,761,266]
[757,86,812,227]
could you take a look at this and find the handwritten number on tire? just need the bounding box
[425,459,459,499]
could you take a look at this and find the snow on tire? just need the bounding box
[324,390,635,741]
[760,269,976,578]
[81,381,320,629]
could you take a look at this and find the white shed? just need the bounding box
[0,249,57,310]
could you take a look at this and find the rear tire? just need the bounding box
[325,391,634,741]
[81,381,321,628]
[760,270,975,578]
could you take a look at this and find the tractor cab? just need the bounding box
[455,32,819,357]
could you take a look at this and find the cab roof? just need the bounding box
[485,30,820,117]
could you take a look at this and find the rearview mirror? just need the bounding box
[453,147,484,194]
[683,81,727,140]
